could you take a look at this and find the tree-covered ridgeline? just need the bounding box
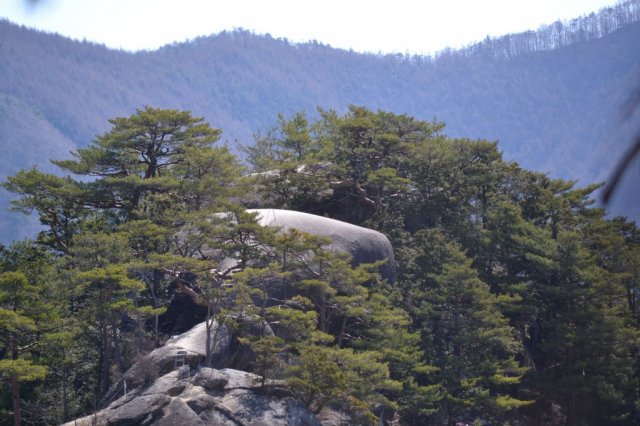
[2,0,640,245]
[1,106,639,425]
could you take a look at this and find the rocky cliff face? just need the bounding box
[64,322,336,426]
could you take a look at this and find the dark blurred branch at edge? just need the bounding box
[603,135,640,204]
[602,85,640,204]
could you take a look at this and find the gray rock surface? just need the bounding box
[141,369,190,397]
[153,398,205,426]
[64,393,171,426]
[64,367,321,426]
[120,320,232,390]
[106,394,171,425]
[64,323,324,426]
[249,208,396,282]
[192,367,229,390]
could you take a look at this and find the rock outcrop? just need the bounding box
[121,321,232,390]
[66,322,323,426]
[64,367,321,426]
[249,208,396,283]
[117,318,275,395]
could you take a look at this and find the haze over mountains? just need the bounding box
[1,0,639,243]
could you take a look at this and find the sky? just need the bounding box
[1,0,623,55]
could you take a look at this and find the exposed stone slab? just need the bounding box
[249,208,396,282]
[192,367,230,390]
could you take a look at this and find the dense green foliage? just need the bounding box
[245,106,640,424]
[1,106,638,425]
[1,1,640,243]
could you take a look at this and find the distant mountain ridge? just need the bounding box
[1,0,639,243]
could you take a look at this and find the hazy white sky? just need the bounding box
[1,0,622,55]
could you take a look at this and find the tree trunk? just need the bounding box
[154,314,161,347]
[11,376,21,426]
[152,270,162,347]
[62,366,69,422]
[336,316,348,348]
[11,333,21,426]
[205,304,213,367]
[100,318,111,399]
[112,318,126,374]
[319,297,327,333]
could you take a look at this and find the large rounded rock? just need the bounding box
[249,209,396,283]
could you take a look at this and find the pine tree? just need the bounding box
[400,229,531,424]
[0,242,57,426]
[526,230,640,424]
[68,231,146,400]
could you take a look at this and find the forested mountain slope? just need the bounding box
[1,1,639,243]
[3,105,640,426]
